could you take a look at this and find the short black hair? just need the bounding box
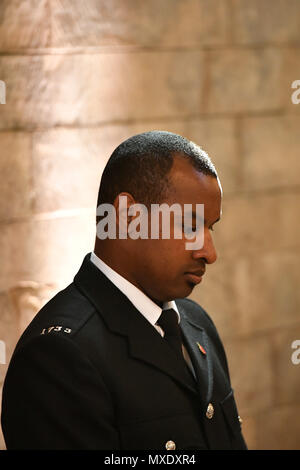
[97,130,218,209]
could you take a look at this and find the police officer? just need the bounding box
[1,131,247,450]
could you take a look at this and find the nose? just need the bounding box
[192,229,217,265]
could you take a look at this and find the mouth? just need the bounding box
[184,270,205,285]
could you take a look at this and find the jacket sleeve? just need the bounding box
[1,333,120,450]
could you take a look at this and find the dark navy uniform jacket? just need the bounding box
[1,254,247,450]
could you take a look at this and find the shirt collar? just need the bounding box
[90,252,180,327]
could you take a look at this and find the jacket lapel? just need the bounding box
[176,301,214,410]
[126,309,197,396]
[74,254,198,396]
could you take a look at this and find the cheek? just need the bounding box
[147,240,189,275]
[137,241,195,300]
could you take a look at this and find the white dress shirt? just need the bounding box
[90,252,195,375]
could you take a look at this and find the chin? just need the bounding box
[151,280,194,303]
[169,283,195,300]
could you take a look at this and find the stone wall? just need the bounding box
[0,0,300,449]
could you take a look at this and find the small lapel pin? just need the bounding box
[196,342,206,356]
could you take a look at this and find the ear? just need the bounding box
[113,192,137,237]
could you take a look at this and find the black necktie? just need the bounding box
[157,308,184,359]
[157,308,196,388]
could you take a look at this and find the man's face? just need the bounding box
[125,156,222,304]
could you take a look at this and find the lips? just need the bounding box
[184,269,205,285]
[187,269,206,277]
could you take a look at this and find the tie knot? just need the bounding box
[157,308,180,338]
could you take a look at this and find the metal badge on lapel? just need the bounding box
[196,342,206,356]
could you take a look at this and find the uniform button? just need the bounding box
[165,440,176,450]
[238,415,243,425]
[206,402,214,419]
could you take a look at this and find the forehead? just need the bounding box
[166,156,222,206]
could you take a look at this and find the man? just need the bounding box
[1,131,247,450]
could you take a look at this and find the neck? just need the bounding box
[94,241,164,309]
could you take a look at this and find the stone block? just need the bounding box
[207,48,283,114]
[190,250,300,338]
[32,129,108,213]
[243,252,300,334]
[282,48,300,114]
[179,119,239,194]
[0,0,50,50]
[0,214,95,292]
[241,116,300,191]
[0,55,53,129]
[213,191,300,259]
[232,0,300,45]
[51,0,229,48]
[189,255,245,339]
[222,335,273,416]
[256,404,300,449]
[270,325,300,407]
[0,132,33,221]
[0,51,204,129]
